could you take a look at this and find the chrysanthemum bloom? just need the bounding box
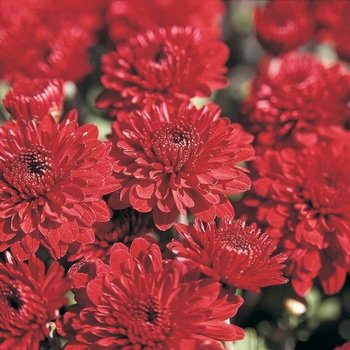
[0,251,71,349]
[247,138,350,296]
[59,238,245,348]
[67,207,154,263]
[0,1,105,82]
[107,101,254,230]
[3,78,64,122]
[96,25,229,116]
[105,0,225,43]
[253,0,315,55]
[168,218,288,293]
[240,52,350,153]
[0,111,118,260]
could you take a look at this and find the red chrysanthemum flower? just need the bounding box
[96,25,229,116]
[3,78,64,122]
[0,1,106,82]
[67,207,155,263]
[0,251,71,349]
[240,52,350,153]
[59,238,245,349]
[0,111,118,260]
[107,101,254,230]
[253,0,315,55]
[247,138,350,296]
[168,218,288,293]
[105,0,225,43]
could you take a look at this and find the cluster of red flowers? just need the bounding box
[240,0,350,301]
[0,1,292,349]
[0,0,349,349]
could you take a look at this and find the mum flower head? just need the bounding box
[96,25,229,117]
[240,52,350,153]
[247,137,350,296]
[59,238,245,349]
[105,0,225,43]
[3,77,64,122]
[253,0,315,55]
[107,100,255,231]
[0,251,71,349]
[168,218,288,293]
[0,0,105,82]
[0,111,118,260]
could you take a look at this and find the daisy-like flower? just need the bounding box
[3,77,64,122]
[107,101,254,231]
[96,25,229,116]
[253,0,315,55]
[105,0,225,43]
[67,207,154,263]
[59,238,245,348]
[0,251,71,349]
[168,218,288,293]
[0,111,118,260]
[248,137,350,296]
[240,52,350,153]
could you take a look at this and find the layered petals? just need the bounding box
[168,218,288,293]
[96,25,229,116]
[0,112,118,260]
[107,101,254,230]
[59,238,245,348]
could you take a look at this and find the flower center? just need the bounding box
[3,285,22,310]
[128,295,170,344]
[4,146,56,198]
[151,122,200,172]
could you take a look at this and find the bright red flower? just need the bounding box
[253,0,315,55]
[67,207,154,263]
[105,0,225,43]
[3,78,64,122]
[0,111,118,260]
[168,218,288,293]
[107,101,254,231]
[0,0,105,82]
[59,238,245,349]
[240,52,350,153]
[247,138,350,296]
[0,251,71,349]
[96,25,229,116]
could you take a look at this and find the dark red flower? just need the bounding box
[3,78,64,122]
[240,52,350,153]
[253,0,315,55]
[168,218,288,293]
[0,111,118,260]
[105,0,225,43]
[96,25,229,116]
[247,138,350,296]
[60,238,245,348]
[0,251,71,349]
[107,101,254,231]
[67,207,155,263]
